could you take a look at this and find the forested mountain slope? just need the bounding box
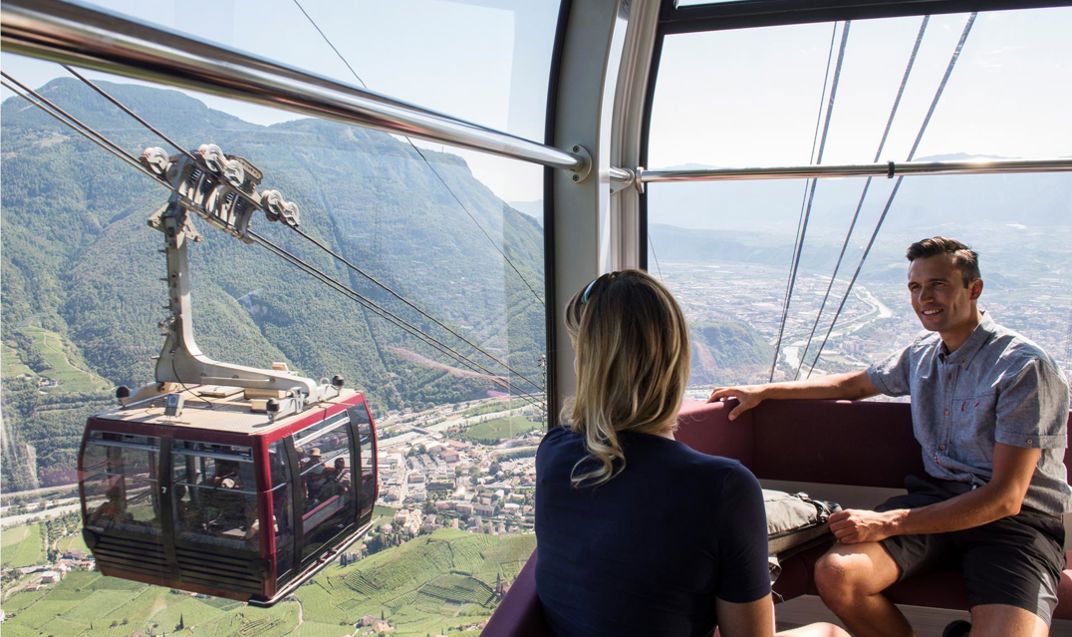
[1,79,544,488]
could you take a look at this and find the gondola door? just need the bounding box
[291,410,359,567]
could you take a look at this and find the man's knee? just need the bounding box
[814,544,897,603]
[814,551,859,603]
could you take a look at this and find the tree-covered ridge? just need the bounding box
[1,79,545,488]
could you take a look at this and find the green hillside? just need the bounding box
[1,78,545,487]
[690,319,774,386]
[0,528,536,636]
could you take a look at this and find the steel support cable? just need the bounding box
[4,72,545,405]
[288,224,546,394]
[252,238,544,411]
[248,231,546,410]
[58,66,545,397]
[805,13,977,379]
[291,0,545,306]
[769,21,851,381]
[61,65,199,165]
[649,234,664,279]
[1,73,168,186]
[405,141,546,304]
[771,21,839,382]
[794,16,930,380]
[246,231,535,395]
[778,22,839,359]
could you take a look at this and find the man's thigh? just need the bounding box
[969,604,1050,637]
[874,477,958,581]
[956,513,1066,626]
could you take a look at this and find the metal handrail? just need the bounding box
[0,0,586,173]
[636,157,1072,184]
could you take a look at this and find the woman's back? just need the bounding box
[535,426,770,637]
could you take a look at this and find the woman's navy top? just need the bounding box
[535,426,770,637]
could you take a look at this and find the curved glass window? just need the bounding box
[171,441,259,549]
[295,412,357,561]
[647,7,1072,390]
[3,0,553,631]
[81,432,161,534]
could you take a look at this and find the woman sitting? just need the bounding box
[535,270,846,637]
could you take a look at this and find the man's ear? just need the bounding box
[969,278,983,300]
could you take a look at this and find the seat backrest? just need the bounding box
[678,399,1072,488]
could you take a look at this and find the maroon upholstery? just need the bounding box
[482,399,1072,635]
[678,399,1072,620]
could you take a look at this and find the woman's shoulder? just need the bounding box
[537,426,584,461]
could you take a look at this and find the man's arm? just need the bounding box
[708,370,880,421]
[829,442,1040,543]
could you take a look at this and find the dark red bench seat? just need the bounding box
[483,399,1072,635]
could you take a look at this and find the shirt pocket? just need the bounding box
[950,391,997,469]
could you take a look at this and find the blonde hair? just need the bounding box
[563,270,690,487]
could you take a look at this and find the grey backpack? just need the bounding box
[763,489,840,583]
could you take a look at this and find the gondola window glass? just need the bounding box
[646,8,1072,390]
[351,404,377,521]
[268,440,294,580]
[82,433,161,533]
[3,0,553,628]
[171,441,259,549]
[296,414,357,561]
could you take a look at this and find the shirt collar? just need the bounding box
[939,311,995,366]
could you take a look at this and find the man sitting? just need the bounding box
[711,237,1070,637]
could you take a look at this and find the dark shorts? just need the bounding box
[876,475,1066,625]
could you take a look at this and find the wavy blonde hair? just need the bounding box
[562,270,690,487]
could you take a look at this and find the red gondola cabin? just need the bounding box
[78,385,378,606]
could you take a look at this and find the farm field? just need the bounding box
[1,341,36,378]
[1,523,45,568]
[460,416,541,444]
[55,531,90,555]
[0,526,535,636]
[19,327,110,393]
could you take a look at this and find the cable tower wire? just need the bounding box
[805,13,978,378]
[793,16,930,379]
[3,71,546,410]
[57,64,546,398]
[769,21,851,381]
[291,0,545,306]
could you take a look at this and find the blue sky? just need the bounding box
[3,2,1070,202]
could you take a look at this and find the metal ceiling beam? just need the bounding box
[660,0,1072,34]
[633,157,1072,186]
[0,0,588,174]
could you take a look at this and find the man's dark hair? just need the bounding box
[905,236,980,286]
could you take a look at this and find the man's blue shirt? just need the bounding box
[867,312,1072,515]
[535,427,770,637]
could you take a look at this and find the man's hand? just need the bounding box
[706,372,878,421]
[708,385,766,420]
[828,508,903,544]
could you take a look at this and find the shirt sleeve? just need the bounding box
[714,462,772,603]
[995,358,1070,450]
[867,344,913,397]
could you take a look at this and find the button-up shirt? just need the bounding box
[867,312,1072,515]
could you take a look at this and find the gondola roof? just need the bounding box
[95,385,363,435]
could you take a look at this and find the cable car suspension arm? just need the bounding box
[142,145,329,411]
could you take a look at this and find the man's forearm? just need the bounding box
[884,482,1022,537]
[757,371,877,401]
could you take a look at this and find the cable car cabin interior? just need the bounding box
[2,0,1072,634]
[79,386,378,606]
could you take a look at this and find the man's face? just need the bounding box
[907,254,981,339]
